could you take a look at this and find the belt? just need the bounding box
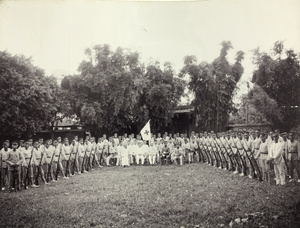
[55,155,59,157]
[47,156,51,158]
[289,152,297,154]
[260,152,268,154]
[65,154,70,156]
[238,148,243,150]
[36,158,41,160]
[255,148,259,150]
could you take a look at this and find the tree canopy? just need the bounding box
[0,51,61,138]
[229,85,282,125]
[251,41,300,130]
[3,40,298,138]
[61,45,185,135]
[180,41,244,132]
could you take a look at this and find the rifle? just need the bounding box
[283,155,289,171]
[55,146,62,180]
[24,148,33,188]
[48,149,55,181]
[207,139,221,168]
[91,144,98,167]
[81,146,88,172]
[224,137,239,171]
[72,143,79,175]
[282,145,289,171]
[35,147,45,185]
[238,138,262,179]
[211,139,225,169]
[213,139,229,170]
[199,140,212,165]
[196,140,204,162]
[231,138,247,175]
[219,138,235,171]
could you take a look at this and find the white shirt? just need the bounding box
[269,141,284,163]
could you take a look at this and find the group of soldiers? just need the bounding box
[0,128,299,192]
[197,129,300,186]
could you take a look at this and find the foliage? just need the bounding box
[252,41,300,130]
[180,41,244,132]
[230,85,283,125]
[142,62,185,132]
[61,45,184,135]
[0,51,61,138]
[229,94,269,125]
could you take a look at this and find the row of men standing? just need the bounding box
[197,130,300,186]
[1,130,299,191]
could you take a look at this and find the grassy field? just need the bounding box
[0,163,300,228]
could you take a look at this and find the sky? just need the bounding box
[0,0,300,102]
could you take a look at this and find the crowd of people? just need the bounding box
[0,129,299,192]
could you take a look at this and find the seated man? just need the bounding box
[148,142,158,165]
[136,141,145,165]
[171,143,184,165]
[161,141,171,165]
[106,141,117,166]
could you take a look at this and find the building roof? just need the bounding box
[173,105,194,114]
[54,118,82,127]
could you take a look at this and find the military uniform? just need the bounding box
[287,139,300,181]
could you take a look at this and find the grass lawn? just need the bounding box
[0,163,300,228]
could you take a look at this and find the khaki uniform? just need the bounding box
[287,140,300,180]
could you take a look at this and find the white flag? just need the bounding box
[140,120,151,141]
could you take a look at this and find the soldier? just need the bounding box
[52,139,68,180]
[6,141,22,191]
[96,137,104,167]
[243,132,254,178]
[90,137,100,169]
[113,133,119,146]
[156,139,163,164]
[156,133,162,142]
[106,141,117,166]
[252,130,262,174]
[33,141,47,185]
[235,132,246,176]
[287,132,300,182]
[281,132,289,178]
[70,139,79,175]
[21,140,37,188]
[0,141,10,190]
[190,138,198,162]
[171,142,184,165]
[115,140,123,166]
[218,133,228,170]
[77,138,85,173]
[62,138,72,176]
[102,134,109,166]
[149,141,158,165]
[215,133,225,170]
[255,133,269,182]
[84,138,92,171]
[161,140,171,165]
[120,142,130,167]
